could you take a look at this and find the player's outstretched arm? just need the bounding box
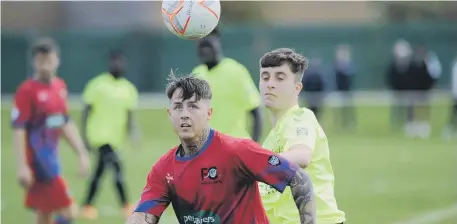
[81,104,92,150]
[288,169,316,224]
[234,140,316,223]
[126,212,160,224]
[127,110,141,143]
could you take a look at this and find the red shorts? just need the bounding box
[25,176,73,213]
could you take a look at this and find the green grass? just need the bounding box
[1,103,456,224]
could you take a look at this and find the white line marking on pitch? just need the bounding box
[392,204,457,224]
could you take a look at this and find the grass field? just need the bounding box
[1,102,456,224]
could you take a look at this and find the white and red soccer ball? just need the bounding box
[162,0,221,40]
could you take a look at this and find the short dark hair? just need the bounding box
[260,48,309,81]
[31,37,59,56]
[165,70,212,101]
[208,26,220,37]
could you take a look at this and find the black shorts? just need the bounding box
[98,144,121,165]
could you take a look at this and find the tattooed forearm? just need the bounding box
[288,169,316,224]
[125,212,160,224]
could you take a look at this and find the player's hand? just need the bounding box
[78,153,91,178]
[17,166,34,189]
[129,129,141,146]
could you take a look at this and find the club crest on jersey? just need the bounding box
[201,167,221,185]
[166,173,174,183]
[268,155,281,166]
[37,91,48,102]
[296,127,308,136]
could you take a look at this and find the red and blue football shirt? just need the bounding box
[135,129,299,223]
[12,78,70,182]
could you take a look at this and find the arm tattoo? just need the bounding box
[288,169,316,224]
[126,212,160,224]
[145,214,159,224]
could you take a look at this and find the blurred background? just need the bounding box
[1,1,456,224]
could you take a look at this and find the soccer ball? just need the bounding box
[162,0,221,40]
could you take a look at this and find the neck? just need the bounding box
[206,55,222,70]
[179,128,210,157]
[269,103,298,126]
[35,74,54,84]
[110,71,123,78]
[206,61,219,70]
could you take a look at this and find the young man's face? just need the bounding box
[259,63,302,111]
[109,56,126,74]
[393,41,411,59]
[167,89,213,141]
[34,51,59,78]
[197,36,221,64]
[335,47,351,63]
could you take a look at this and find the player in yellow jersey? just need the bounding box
[192,27,263,141]
[258,48,346,224]
[80,50,140,220]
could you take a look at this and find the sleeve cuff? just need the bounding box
[268,158,300,193]
[11,121,27,129]
[134,200,159,213]
[64,115,71,124]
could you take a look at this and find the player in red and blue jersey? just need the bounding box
[12,38,90,224]
[126,73,316,224]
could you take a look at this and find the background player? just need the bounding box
[12,38,90,224]
[301,57,326,120]
[443,53,457,139]
[192,27,263,142]
[80,50,140,220]
[258,48,346,224]
[126,74,316,224]
[333,44,356,130]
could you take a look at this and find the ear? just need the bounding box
[53,53,61,68]
[295,82,303,94]
[167,108,171,116]
[207,107,213,121]
[56,57,61,68]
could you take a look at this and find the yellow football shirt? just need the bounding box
[192,58,260,139]
[82,73,139,149]
[259,105,346,224]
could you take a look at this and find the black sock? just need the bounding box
[111,149,128,206]
[84,147,107,206]
[85,177,101,205]
[115,180,128,206]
